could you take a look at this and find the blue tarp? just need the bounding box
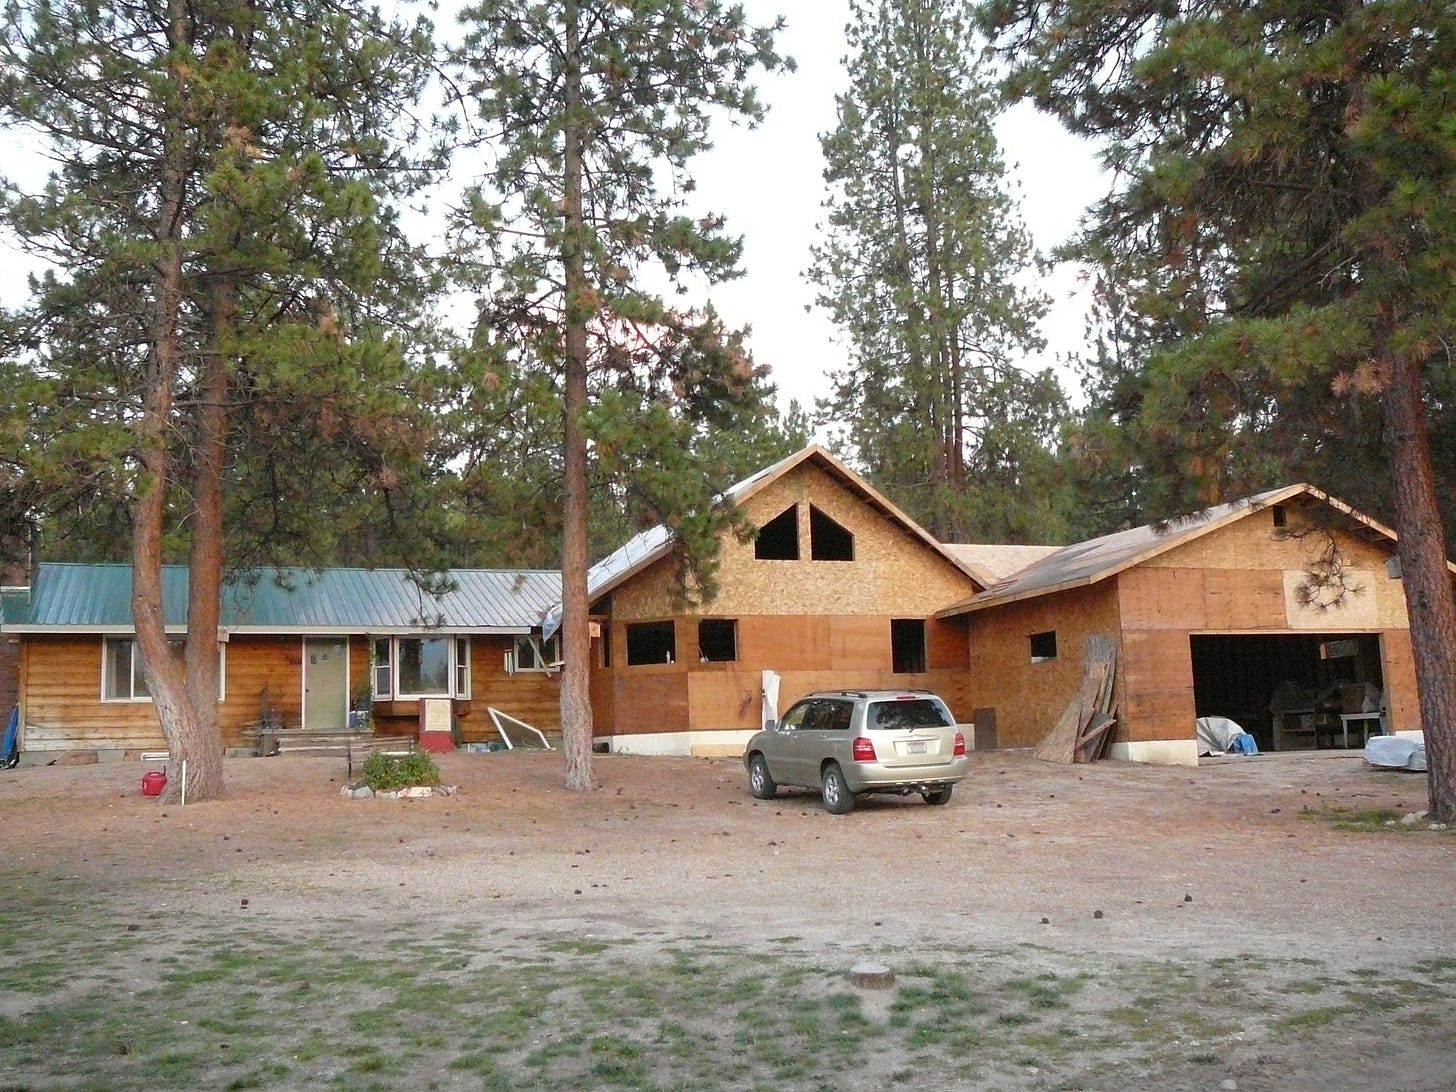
[1,706,18,768]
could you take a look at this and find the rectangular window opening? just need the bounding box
[1030,630,1058,663]
[891,619,927,674]
[511,634,558,674]
[102,636,224,702]
[376,636,472,699]
[698,618,738,662]
[626,621,677,666]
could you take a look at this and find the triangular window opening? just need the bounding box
[755,505,800,560]
[810,506,854,561]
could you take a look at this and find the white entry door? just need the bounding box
[303,638,349,731]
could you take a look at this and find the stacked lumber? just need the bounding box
[1034,635,1119,764]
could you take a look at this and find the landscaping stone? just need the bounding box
[339,783,455,799]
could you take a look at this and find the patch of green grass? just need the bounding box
[1302,805,1407,832]
[1276,1005,1357,1032]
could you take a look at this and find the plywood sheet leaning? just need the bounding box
[1034,635,1118,765]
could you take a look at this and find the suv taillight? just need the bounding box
[852,736,877,762]
[953,732,966,756]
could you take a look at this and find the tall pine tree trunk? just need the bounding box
[1384,349,1456,821]
[134,0,215,796]
[558,0,594,791]
[167,274,234,803]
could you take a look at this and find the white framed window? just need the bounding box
[101,636,225,702]
[510,634,559,674]
[371,636,472,699]
[455,637,471,698]
[372,638,392,699]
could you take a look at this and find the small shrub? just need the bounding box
[360,750,441,792]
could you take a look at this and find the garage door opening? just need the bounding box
[1190,633,1385,753]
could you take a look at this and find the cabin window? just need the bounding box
[101,636,225,702]
[374,636,471,699]
[810,506,854,561]
[626,621,677,665]
[891,619,927,674]
[455,638,472,697]
[755,506,800,560]
[1272,504,1287,529]
[698,619,738,662]
[510,634,558,674]
[1030,630,1058,663]
[372,638,392,698]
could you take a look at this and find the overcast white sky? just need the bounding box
[0,2,1107,415]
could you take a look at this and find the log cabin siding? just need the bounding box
[18,631,564,755]
[20,634,286,752]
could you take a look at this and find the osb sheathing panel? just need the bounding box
[964,582,1121,750]
[608,462,977,622]
[600,614,974,733]
[678,669,972,732]
[1141,509,1394,570]
[1121,526,1408,631]
[1380,629,1419,732]
[609,672,690,735]
[1137,513,1409,628]
[1119,628,1197,743]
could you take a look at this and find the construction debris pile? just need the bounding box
[1034,635,1118,764]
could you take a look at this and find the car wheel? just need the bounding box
[747,754,777,799]
[821,763,855,814]
[923,786,953,806]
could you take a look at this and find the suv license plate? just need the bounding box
[904,740,928,755]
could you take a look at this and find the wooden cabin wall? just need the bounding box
[368,634,563,742]
[457,634,561,743]
[964,582,1121,750]
[597,463,981,739]
[19,634,302,753]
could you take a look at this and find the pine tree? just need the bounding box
[0,0,444,800]
[810,0,1066,544]
[982,0,1456,818]
[452,0,789,790]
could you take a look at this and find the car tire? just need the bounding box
[747,754,777,800]
[821,763,855,815]
[923,787,953,806]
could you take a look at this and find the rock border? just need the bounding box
[340,784,458,800]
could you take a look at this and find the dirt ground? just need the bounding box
[2,747,1453,1090]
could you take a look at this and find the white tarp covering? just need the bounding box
[1196,716,1249,756]
[1364,735,1427,771]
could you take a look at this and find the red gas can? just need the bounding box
[141,769,168,796]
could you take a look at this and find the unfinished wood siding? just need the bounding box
[610,462,977,620]
[1128,516,1410,631]
[964,583,1121,750]
[1113,515,1420,742]
[593,460,980,741]
[598,611,975,735]
[1117,625,1197,744]
[19,634,295,752]
[1380,629,1420,733]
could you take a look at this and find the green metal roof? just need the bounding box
[2,563,561,634]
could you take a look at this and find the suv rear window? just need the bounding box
[867,699,951,731]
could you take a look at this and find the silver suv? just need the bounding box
[743,690,970,814]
